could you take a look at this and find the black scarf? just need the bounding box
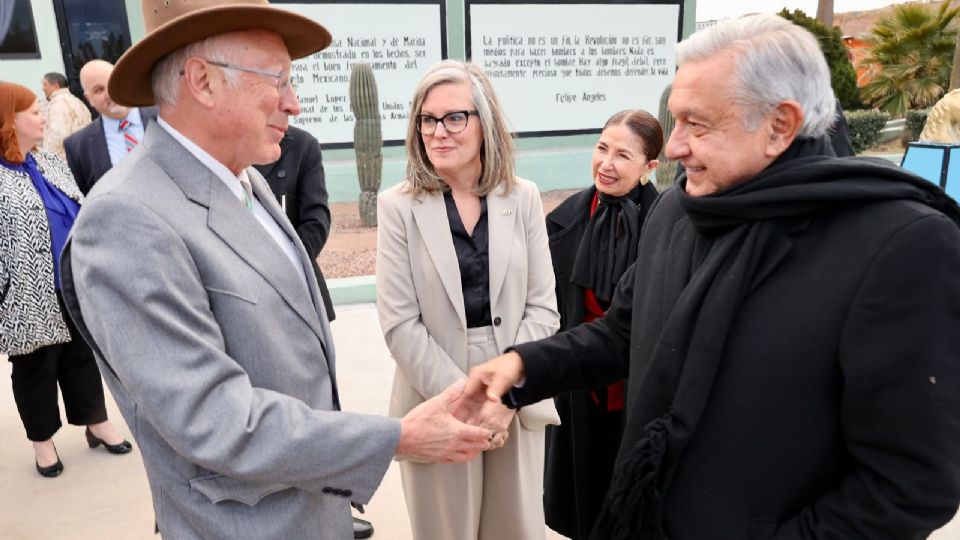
[570,183,647,307]
[590,138,960,540]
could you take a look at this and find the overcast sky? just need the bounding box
[696,0,916,21]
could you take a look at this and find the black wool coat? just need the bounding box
[542,183,658,540]
[254,126,335,321]
[515,169,960,539]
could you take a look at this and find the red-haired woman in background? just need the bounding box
[0,81,131,478]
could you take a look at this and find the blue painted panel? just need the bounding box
[901,146,947,187]
[947,152,960,202]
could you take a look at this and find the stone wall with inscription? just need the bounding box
[468,3,679,135]
[277,2,444,146]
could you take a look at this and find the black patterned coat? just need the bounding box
[0,151,84,355]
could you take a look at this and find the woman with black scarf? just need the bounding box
[542,109,662,539]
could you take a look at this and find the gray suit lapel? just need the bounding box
[246,167,335,353]
[143,123,329,348]
[411,193,467,327]
[487,187,519,307]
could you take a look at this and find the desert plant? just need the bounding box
[861,2,960,116]
[844,109,890,153]
[350,63,383,227]
[654,84,678,191]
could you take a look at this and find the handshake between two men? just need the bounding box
[394,352,526,463]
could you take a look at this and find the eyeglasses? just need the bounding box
[416,110,478,135]
[202,60,292,94]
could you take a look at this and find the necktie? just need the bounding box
[238,175,254,212]
[119,119,138,152]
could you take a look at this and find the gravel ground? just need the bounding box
[319,188,580,278]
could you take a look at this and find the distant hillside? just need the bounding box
[835,0,950,37]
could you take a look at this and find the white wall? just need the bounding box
[0,1,65,97]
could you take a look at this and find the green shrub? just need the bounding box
[779,9,863,110]
[844,110,890,153]
[905,109,930,142]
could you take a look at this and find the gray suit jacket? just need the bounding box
[60,122,399,540]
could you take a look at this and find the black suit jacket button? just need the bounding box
[277,169,286,178]
[493,316,502,326]
[343,489,353,497]
[322,487,333,494]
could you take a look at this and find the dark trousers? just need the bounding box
[8,294,107,441]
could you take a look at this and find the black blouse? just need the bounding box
[443,191,492,328]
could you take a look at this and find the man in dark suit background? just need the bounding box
[254,125,336,323]
[64,60,158,194]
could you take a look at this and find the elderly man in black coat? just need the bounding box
[461,14,960,540]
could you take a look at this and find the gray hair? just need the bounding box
[43,72,68,89]
[151,32,245,107]
[404,60,516,196]
[676,14,835,139]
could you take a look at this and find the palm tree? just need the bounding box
[862,1,960,116]
[817,0,834,28]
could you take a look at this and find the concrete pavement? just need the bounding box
[0,302,957,539]
[0,303,565,539]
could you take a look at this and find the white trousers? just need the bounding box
[400,326,547,540]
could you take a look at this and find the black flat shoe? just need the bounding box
[33,440,63,478]
[36,458,63,478]
[35,443,63,478]
[353,516,373,539]
[85,427,133,455]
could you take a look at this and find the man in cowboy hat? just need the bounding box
[58,1,495,538]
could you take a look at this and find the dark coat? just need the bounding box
[254,126,335,321]
[516,180,960,539]
[63,107,158,195]
[542,182,659,539]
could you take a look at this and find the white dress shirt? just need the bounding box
[156,117,309,290]
[101,108,145,167]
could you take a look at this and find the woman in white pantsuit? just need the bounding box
[377,60,560,540]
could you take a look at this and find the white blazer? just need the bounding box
[377,177,560,430]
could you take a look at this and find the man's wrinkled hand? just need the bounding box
[395,380,493,463]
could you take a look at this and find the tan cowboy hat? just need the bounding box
[108,0,332,106]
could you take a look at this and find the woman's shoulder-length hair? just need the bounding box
[403,60,516,197]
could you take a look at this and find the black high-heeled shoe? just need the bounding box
[85,427,133,455]
[35,443,63,478]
